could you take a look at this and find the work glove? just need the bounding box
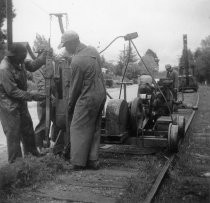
[51,95,56,106]
[37,48,54,64]
[31,92,46,101]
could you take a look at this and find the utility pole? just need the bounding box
[6,0,13,50]
[183,34,189,86]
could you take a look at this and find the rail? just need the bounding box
[143,92,200,203]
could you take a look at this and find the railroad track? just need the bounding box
[17,92,199,203]
[143,92,200,203]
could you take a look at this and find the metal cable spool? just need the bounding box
[168,123,179,152]
[130,97,144,136]
[105,99,129,137]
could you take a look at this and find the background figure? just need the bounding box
[33,50,57,153]
[0,43,46,163]
[58,31,106,170]
[33,50,71,154]
[138,74,154,96]
[165,64,179,101]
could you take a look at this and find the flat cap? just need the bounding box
[58,30,79,49]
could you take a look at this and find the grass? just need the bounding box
[0,154,71,201]
[116,157,164,203]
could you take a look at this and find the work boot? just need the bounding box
[71,165,86,171]
[30,149,45,157]
[86,160,100,170]
[38,147,50,155]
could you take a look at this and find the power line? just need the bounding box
[28,0,49,15]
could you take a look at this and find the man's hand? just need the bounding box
[37,48,54,64]
[31,92,46,101]
[51,95,56,106]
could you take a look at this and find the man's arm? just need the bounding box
[24,53,46,72]
[0,69,44,101]
[68,64,83,114]
[33,67,46,95]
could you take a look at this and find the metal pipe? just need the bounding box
[6,0,13,50]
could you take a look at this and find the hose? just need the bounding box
[99,36,124,54]
[99,34,174,121]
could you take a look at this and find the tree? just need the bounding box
[201,35,210,49]
[115,44,139,78]
[125,63,141,80]
[145,49,159,63]
[138,49,159,77]
[193,35,210,84]
[120,44,138,64]
[33,33,49,53]
[0,0,16,38]
[0,0,16,61]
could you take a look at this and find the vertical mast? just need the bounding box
[6,0,13,50]
[183,34,189,85]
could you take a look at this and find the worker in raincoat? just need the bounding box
[0,43,47,163]
[58,31,106,170]
[165,64,179,101]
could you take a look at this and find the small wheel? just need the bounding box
[177,115,185,138]
[168,123,179,153]
[130,97,143,136]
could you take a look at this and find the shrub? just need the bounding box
[0,154,71,196]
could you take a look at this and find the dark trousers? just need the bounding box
[35,102,46,147]
[0,106,38,163]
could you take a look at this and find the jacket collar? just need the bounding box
[74,43,87,55]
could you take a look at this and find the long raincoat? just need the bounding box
[0,56,45,163]
[68,43,106,166]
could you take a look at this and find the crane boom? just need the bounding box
[49,13,68,34]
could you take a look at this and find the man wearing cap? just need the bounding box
[0,42,47,163]
[58,31,106,170]
[165,64,179,101]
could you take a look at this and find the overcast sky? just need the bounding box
[10,0,210,70]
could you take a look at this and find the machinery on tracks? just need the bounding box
[14,9,185,155]
[101,77,185,153]
[50,31,186,154]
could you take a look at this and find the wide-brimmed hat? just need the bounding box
[5,43,27,56]
[58,30,79,49]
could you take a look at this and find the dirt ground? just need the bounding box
[155,85,210,203]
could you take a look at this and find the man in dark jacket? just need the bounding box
[0,43,46,163]
[58,31,106,170]
[165,64,179,101]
